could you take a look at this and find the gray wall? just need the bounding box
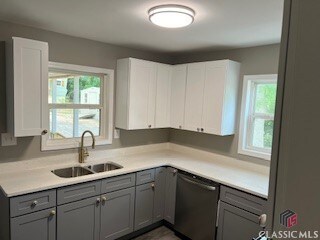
[170,44,280,165]
[0,21,172,163]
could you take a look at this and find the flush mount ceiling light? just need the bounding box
[148,5,195,28]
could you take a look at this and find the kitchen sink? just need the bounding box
[52,166,94,178]
[88,163,123,173]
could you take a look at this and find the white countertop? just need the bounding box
[0,143,270,198]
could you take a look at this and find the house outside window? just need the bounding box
[42,62,114,151]
[238,74,277,160]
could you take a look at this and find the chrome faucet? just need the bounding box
[79,130,96,163]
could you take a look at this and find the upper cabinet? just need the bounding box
[6,37,49,137]
[116,58,171,130]
[115,58,240,135]
[184,60,240,135]
[170,64,187,129]
[155,64,172,128]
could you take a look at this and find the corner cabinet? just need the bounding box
[184,60,240,135]
[115,58,172,130]
[6,37,49,137]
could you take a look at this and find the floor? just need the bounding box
[133,226,181,240]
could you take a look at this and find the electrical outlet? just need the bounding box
[114,129,120,139]
[1,133,17,146]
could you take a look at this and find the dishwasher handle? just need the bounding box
[179,174,217,191]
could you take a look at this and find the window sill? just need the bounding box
[238,148,271,160]
[41,136,112,151]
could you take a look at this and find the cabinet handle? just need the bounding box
[148,125,152,128]
[201,128,204,132]
[197,128,200,132]
[49,210,56,217]
[31,200,38,208]
[96,198,101,204]
[42,129,48,135]
[101,196,107,203]
[259,214,267,227]
[179,125,182,129]
[172,169,177,174]
[151,183,155,189]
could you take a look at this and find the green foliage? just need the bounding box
[66,75,101,101]
[264,120,274,148]
[255,83,277,115]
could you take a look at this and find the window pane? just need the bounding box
[254,83,277,115]
[50,109,100,139]
[251,118,274,149]
[49,71,101,104]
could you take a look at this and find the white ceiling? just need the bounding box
[0,0,284,53]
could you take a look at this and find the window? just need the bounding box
[238,74,277,160]
[42,62,114,151]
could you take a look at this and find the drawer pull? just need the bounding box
[151,183,155,189]
[49,210,56,217]
[101,196,107,203]
[96,198,101,205]
[31,200,38,208]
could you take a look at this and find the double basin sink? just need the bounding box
[52,163,123,178]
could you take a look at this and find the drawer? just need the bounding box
[101,173,135,193]
[57,181,101,205]
[220,186,267,215]
[10,190,56,217]
[136,169,155,185]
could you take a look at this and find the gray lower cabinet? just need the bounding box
[134,182,155,230]
[217,201,263,240]
[164,167,177,224]
[153,167,166,223]
[11,207,56,240]
[100,187,135,240]
[57,196,100,240]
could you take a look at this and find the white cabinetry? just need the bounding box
[170,65,187,129]
[6,37,49,137]
[155,64,172,128]
[116,58,240,135]
[184,60,240,135]
[116,58,171,130]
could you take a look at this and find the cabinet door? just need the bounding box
[134,183,154,230]
[217,201,263,240]
[170,64,187,129]
[11,208,56,240]
[129,59,156,129]
[184,62,206,132]
[57,196,100,240]
[202,61,227,135]
[153,167,166,223]
[12,37,49,137]
[100,188,135,240]
[164,167,177,225]
[155,64,172,128]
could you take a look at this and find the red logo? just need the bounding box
[280,210,298,228]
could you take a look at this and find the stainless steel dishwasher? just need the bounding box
[175,171,220,240]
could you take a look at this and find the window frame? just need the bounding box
[238,74,277,160]
[41,62,114,151]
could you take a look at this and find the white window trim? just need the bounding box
[238,74,277,160]
[41,62,114,151]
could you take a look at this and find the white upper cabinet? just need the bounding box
[116,58,163,130]
[116,58,240,135]
[202,60,240,135]
[184,60,240,135]
[170,64,187,129]
[6,37,49,137]
[184,62,206,132]
[155,63,172,128]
